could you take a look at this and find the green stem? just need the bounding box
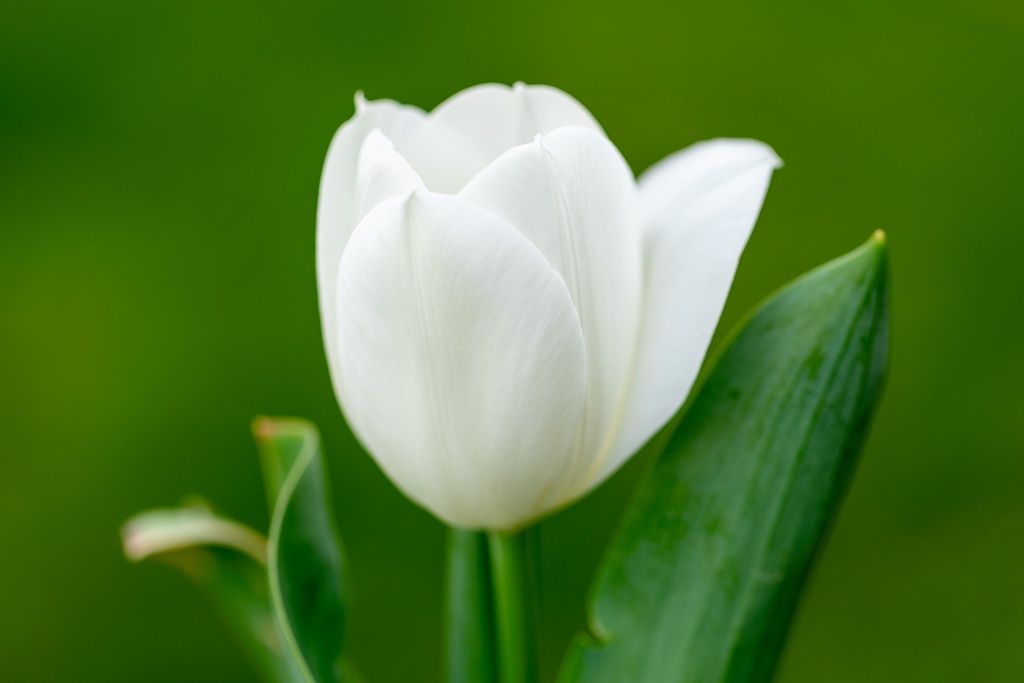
[487,530,538,683]
[445,528,497,683]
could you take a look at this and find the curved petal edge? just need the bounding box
[600,139,782,484]
[316,95,426,401]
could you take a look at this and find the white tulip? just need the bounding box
[317,83,780,531]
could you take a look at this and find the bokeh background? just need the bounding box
[2,0,1022,680]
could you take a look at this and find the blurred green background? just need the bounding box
[2,0,1022,680]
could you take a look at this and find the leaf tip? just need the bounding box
[121,507,268,565]
[844,229,889,284]
[251,416,319,443]
[252,415,276,442]
[866,229,890,285]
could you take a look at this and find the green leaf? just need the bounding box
[254,417,349,683]
[559,232,890,683]
[121,505,304,683]
[445,528,497,683]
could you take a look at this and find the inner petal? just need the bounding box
[354,129,425,224]
[397,82,604,194]
[459,126,643,509]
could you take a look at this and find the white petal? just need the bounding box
[601,139,782,482]
[397,82,604,194]
[317,95,426,401]
[354,129,425,224]
[334,192,587,530]
[459,126,643,509]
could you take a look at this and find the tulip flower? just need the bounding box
[316,83,780,530]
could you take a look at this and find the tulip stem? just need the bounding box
[445,528,497,683]
[487,530,538,683]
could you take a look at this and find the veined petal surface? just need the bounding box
[459,126,643,508]
[317,96,426,393]
[602,139,782,482]
[334,192,588,530]
[398,83,604,194]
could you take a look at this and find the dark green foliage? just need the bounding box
[560,234,889,683]
[254,418,350,683]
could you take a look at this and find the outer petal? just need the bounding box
[459,126,643,509]
[334,192,587,530]
[316,95,426,397]
[601,139,782,482]
[397,83,604,194]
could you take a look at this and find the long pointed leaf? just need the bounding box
[560,232,890,683]
[254,417,349,683]
[121,505,305,683]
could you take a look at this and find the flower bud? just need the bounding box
[317,83,780,530]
